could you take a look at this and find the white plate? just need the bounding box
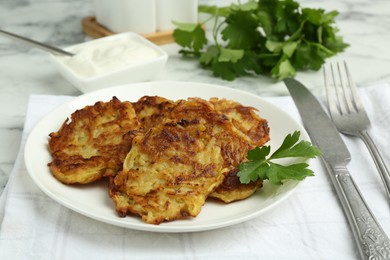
[24,81,309,233]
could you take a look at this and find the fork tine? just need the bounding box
[331,63,349,115]
[324,65,339,117]
[337,62,356,113]
[343,61,364,113]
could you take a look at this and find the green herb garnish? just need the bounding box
[238,131,321,185]
[173,0,348,80]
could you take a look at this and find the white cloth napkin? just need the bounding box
[1,84,390,259]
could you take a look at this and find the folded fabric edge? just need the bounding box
[0,94,75,228]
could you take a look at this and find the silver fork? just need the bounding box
[324,61,390,201]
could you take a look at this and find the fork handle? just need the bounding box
[359,130,390,201]
[324,162,390,259]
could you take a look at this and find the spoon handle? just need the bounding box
[0,29,74,56]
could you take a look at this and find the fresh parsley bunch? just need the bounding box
[238,131,321,185]
[173,0,348,80]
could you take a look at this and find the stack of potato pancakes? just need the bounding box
[48,95,269,224]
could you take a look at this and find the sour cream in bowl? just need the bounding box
[50,32,168,93]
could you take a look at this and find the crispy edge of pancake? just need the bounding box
[209,97,270,147]
[132,95,175,129]
[209,168,263,203]
[48,97,140,184]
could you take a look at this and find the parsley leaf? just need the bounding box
[221,9,263,50]
[173,0,348,81]
[172,22,207,53]
[218,48,244,63]
[238,131,321,185]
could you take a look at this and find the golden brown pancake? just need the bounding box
[48,97,140,184]
[109,98,267,224]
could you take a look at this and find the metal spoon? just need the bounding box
[0,29,74,56]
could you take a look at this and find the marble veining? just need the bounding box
[1,0,390,194]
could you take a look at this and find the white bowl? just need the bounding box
[50,32,168,93]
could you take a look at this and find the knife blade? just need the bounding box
[284,77,390,260]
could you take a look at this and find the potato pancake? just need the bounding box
[109,98,256,224]
[48,97,139,184]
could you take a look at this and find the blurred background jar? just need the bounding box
[94,0,198,35]
[156,0,198,31]
[94,0,156,34]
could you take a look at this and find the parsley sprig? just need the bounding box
[238,131,321,185]
[173,0,348,80]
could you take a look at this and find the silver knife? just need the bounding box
[284,77,390,260]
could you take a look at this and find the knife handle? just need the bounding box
[325,163,390,260]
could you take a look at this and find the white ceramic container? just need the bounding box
[50,32,168,93]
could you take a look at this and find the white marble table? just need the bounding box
[1,0,390,195]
